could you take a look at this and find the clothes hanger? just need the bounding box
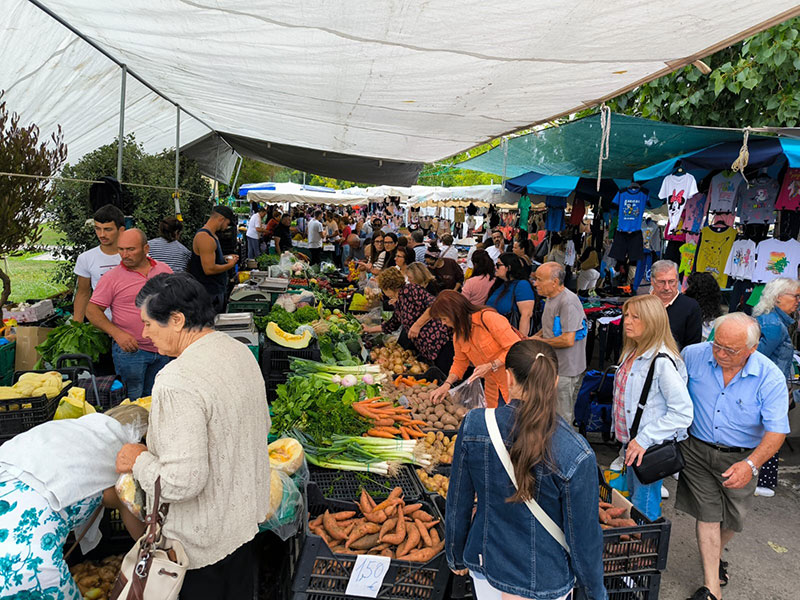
[673,160,686,175]
[627,181,641,191]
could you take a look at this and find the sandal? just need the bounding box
[719,559,729,587]
[687,586,719,600]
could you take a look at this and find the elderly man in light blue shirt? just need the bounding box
[677,313,790,600]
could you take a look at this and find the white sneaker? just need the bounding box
[661,485,669,499]
[672,472,680,481]
[755,486,775,497]
[610,457,624,472]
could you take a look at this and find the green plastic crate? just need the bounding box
[248,344,259,362]
[0,341,15,386]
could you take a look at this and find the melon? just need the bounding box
[264,470,284,520]
[268,438,304,475]
[266,321,312,349]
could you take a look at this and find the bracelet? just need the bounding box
[745,458,759,477]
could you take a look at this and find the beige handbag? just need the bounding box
[111,477,189,600]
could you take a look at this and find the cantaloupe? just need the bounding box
[266,322,312,349]
[264,470,284,520]
[268,438,304,475]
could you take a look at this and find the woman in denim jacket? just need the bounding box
[613,295,693,520]
[751,277,800,497]
[446,339,606,600]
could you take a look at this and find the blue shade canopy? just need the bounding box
[458,113,765,180]
[505,171,619,198]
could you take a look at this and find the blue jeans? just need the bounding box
[246,236,260,259]
[626,467,662,521]
[632,250,656,292]
[112,342,171,401]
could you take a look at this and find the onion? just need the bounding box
[331,375,342,384]
[341,374,358,388]
[362,374,375,385]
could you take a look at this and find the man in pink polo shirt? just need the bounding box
[87,229,173,400]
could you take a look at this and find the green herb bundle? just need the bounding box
[35,321,111,368]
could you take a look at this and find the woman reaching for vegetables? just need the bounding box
[446,339,606,600]
[427,291,522,409]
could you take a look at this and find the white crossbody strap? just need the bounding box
[485,408,570,554]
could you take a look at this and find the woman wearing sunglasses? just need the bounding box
[486,253,535,336]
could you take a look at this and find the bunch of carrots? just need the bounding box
[352,397,427,440]
[392,375,437,387]
[308,487,444,562]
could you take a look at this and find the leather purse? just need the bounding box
[629,353,686,485]
[110,477,189,600]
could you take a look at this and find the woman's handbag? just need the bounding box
[629,353,686,485]
[110,477,189,600]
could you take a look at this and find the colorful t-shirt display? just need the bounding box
[776,168,800,211]
[695,226,736,287]
[708,171,744,213]
[679,242,698,276]
[545,196,567,232]
[724,239,756,281]
[659,172,699,235]
[612,188,649,232]
[682,192,710,234]
[737,176,779,224]
[752,238,800,283]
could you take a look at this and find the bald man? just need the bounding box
[87,228,173,401]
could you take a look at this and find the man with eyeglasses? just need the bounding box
[486,229,505,263]
[678,313,789,600]
[650,259,702,349]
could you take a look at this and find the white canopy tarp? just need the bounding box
[3,1,799,182]
[410,185,519,205]
[248,183,366,205]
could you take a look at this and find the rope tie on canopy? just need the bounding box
[596,104,611,191]
[731,127,751,186]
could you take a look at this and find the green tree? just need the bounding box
[606,17,800,127]
[50,135,211,285]
[0,93,67,306]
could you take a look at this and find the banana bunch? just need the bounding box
[0,371,69,401]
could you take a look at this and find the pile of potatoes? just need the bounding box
[418,431,455,466]
[410,396,468,431]
[417,469,450,498]
[70,554,123,599]
[369,340,428,375]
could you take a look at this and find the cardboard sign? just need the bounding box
[14,326,53,371]
[344,554,391,598]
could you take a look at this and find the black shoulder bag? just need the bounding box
[629,353,686,485]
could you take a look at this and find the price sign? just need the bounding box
[344,554,391,598]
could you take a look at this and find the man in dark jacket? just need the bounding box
[650,260,702,349]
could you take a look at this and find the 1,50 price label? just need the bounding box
[344,554,391,598]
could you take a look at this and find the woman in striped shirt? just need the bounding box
[148,217,192,272]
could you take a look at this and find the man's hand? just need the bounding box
[114,331,139,353]
[531,330,543,339]
[226,254,239,267]
[451,568,469,576]
[116,443,147,473]
[468,363,493,383]
[625,439,647,467]
[364,325,382,334]
[722,461,754,489]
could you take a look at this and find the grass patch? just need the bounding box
[3,257,69,304]
[37,222,64,247]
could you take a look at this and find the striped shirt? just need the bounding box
[147,238,192,272]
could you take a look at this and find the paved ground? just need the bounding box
[593,439,800,600]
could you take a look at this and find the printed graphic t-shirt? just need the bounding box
[776,168,800,211]
[612,189,649,232]
[679,242,698,276]
[682,192,710,234]
[724,239,757,281]
[659,173,699,234]
[708,171,744,213]
[752,238,800,283]
[737,177,779,224]
[695,226,736,287]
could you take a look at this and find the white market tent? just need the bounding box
[3,2,800,185]
[247,183,367,206]
[409,184,519,206]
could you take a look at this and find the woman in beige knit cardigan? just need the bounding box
[115,272,270,599]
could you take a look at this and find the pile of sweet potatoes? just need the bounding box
[308,487,444,562]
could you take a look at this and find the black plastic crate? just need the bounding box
[0,370,75,443]
[308,464,426,503]
[599,477,671,574]
[228,300,274,316]
[267,377,282,405]
[605,571,661,599]
[261,341,321,380]
[292,495,448,600]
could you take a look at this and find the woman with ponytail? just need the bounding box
[445,339,607,600]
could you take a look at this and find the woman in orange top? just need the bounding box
[428,290,522,408]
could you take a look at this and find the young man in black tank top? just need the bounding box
[188,205,238,312]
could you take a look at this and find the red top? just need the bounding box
[90,257,173,352]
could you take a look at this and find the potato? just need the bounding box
[433,421,443,429]
[434,405,446,417]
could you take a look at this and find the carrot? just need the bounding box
[353,404,381,419]
[322,511,349,541]
[405,427,426,439]
[415,519,433,546]
[395,415,413,423]
[374,418,395,427]
[407,420,428,427]
[401,542,444,563]
[381,513,406,545]
[394,376,403,385]
[346,522,380,549]
[400,428,410,440]
[376,427,402,437]
[402,503,423,515]
[368,401,392,409]
[379,518,398,541]
[367,429,397,439]
[364,509,388,524]
[333,511,356,521]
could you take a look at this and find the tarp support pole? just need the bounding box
[116,64,127,181]
[175,105,181,190]
[230,156,243,193]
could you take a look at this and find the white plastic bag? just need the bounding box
[115,473,146,521]
[259,467,306,541]
[448,377,486,409]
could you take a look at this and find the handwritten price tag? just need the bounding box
[344,554,391,598]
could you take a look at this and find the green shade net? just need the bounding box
[458,113,757,180]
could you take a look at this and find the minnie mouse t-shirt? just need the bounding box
[659,173,699,236]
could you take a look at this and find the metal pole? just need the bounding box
[230,155,243,193]
[174,105,182,218]
[116,65,127,180]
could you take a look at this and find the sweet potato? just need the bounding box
[402,503,423,515]
[410,510,434,522]
[381,513,406,545]
[429,527,440,546]
[598,508,611,525]
[398,519,421,557]
[350,533,381,551]
[359,490,373,515]
[415,519,432,546]
[402,542,444,563]
[310,514,324,528]
[380,548,394,558]
[607,518,637,528]
[311,524,334,545]
[379,518,398,540]
[333,511,357,521]
[364,508,388,524]
[323,511,349,541]
[606,507,627,519]
[346,522,381,549]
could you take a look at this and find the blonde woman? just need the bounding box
[407,262,440,296]
[613,294,693,520]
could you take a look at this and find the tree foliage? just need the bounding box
[50,135,211,285]
[606,17,800,127]
[0,92,67,306]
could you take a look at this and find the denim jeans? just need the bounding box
[246,236,260,259]
[112,342,171,401]
[626,466,662,521]
[632,250,655,292]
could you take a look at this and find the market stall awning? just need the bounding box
[238,182,335,198]
[3,1,799,183]
[409,184,519,205]
[247,183,366,205]
[458,113,771,180]
[504,171,620,198]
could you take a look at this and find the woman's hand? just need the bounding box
[451,568,469,576]
[625,439,648,467]
[430,383,452,405]
[408,322,422,339]
[467,363,493,383]
[364,324,382,334]
[116,443,148,473]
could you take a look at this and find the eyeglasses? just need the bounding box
[652,278,678,287]
[780,293,800,301]
[495,262,505,268]
[711,342,745,357]
[384,240,396,245]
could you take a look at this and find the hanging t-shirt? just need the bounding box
[682,192,710,234]
[776,168,800,211]
[710,212,736,228]
[752,238,800,283]
[695,226,736,287]
[641,220,661,251]
[678,242,697,276]
[518,196,531,231]
[545,196,567,232]
[737,176,779,224]
[568,195,587,226]
[724,239,756,281]
[612,188,649,232]
[659,173,699,235]
[708,171,744,213]
[663,216,686,243]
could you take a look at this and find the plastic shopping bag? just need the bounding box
[448,377,486,410]
[259,467,306,541]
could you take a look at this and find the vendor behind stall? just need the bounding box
[0,405,148,599]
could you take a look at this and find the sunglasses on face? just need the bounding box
[495,262,505,268]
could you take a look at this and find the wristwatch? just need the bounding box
[745,458,759,477]
[490,360,499,372]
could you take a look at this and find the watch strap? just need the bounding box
[745,458,758,476]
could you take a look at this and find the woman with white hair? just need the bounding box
[750,276,800,497]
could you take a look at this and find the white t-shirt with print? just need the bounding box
[246,213,262,239]
[752,238,800,283]
[723,239,756,280]
[659,173,699,233]
[74,245,121,318]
